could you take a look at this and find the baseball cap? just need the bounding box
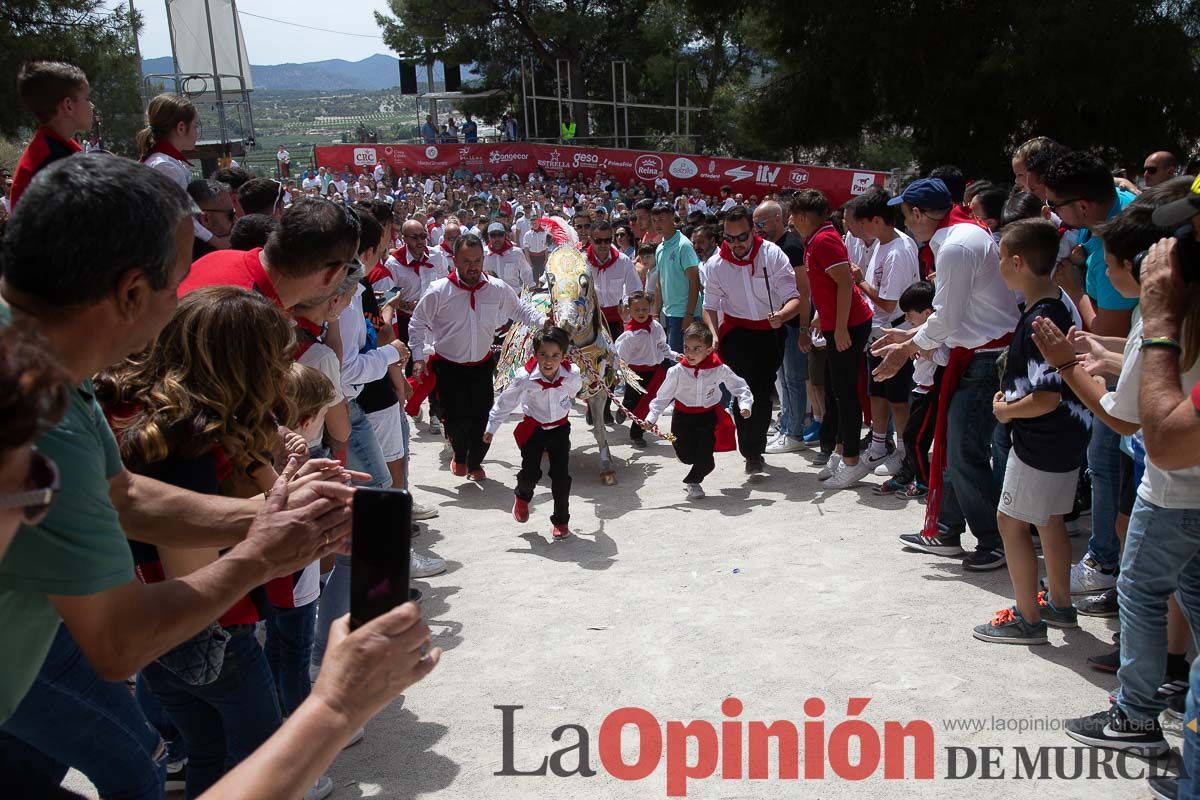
[487,222,506,234]
[500,201,513,216]
[886,177,952,211]
[1152,174,1200,227]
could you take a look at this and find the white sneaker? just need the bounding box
[411,549,446,578]
[765,435,806,454]
[428,416,442,435]
[411,501,439,521]
[686,483,705,499]
[816,453,842,480]
[864,447,890,467]
[1068,556,1117,595]
[872,449,904,477]
[822,458,873,490]
[305,776,334,800]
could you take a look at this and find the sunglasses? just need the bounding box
[201,208,236,222]
[723,230,752,243]
[1045,196,1083,211]
[591,237,613,246]
[0,449,60,526]
[1143,166,1159,175]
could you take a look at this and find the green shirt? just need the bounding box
[0,303,134,721]
[655,231,702,318]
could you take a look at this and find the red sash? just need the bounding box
[717,314,773,342]
[921,333,1013,537]
[514,414,568,448]
[631,364,668,419]
[601,305,623,323]
[674,401,736,452]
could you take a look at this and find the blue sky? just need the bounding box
[116,0,397,64]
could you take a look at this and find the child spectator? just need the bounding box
[644,323,752,499]
[634,241,660,314]
[615,291,678,445]
[973,219,1091,645]
[874,281,948,499]
[484,325,582,540]
[9,62,91,208]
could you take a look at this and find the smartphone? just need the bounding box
[350,487,413,630]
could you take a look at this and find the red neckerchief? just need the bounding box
[448,270,487,308]
[489,239,513,256]
[440,240,455,257]
[145,139,192,165]
[586,244,619,270]
[42,126,83,154]
[626,317,653,333]
[934,204,990,235]
[680,352,723,377]
[391,245,433,276]
[523,357,573,388]
[718,235,764,273]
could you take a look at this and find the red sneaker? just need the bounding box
[467,468,487,481]
[450,460,467,477]
[552,524,570,540]
[512,497,530,523]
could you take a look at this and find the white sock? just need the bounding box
[867,433,888,457]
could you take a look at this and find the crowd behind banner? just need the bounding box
[2,62,1200,800]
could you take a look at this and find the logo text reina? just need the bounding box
[496,698,934,797]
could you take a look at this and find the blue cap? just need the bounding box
[886,177,952,210]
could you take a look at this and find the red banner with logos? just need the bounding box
[313,143,889,208]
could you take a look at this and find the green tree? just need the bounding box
[0,1,145,155]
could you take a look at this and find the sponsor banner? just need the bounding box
[314,144,889,208]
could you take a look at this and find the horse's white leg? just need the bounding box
[590,392,616,484]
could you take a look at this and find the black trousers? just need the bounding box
[671,409,717,484]
[819,320,873,459]
[433,356,494,470]
[719,326,783,459]
[623,366,659,439]
[896,367,943,486]
[516,423,572,525]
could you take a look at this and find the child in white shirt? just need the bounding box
[615,291,677,445]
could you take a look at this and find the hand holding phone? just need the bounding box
[350,488,413,630]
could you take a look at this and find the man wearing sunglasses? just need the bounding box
[484,222,533,291]
[701,205,802,474]
[1142,150,1179,189]
[187,178,235,260]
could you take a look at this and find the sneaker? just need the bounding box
[816,453,842,480]
[1064,705,1169,756]
[467,468,487,481]
[973,608,1048,644]
[411,501,439,521]
[450,459,467,477]
[1148,776,1178,800]
[802,419,822,443]
[822,458,872,490]
[744,457,766,475]
[686,483,705,500]
[1087,648,1120,673]
[1036,591,1079,628]
[512,497,530,523]
[305,776,334,800]
[1068,556,1118,595]
[630,433,646,447]
[1114,681,1192,713]
[871,449,905,477]
[428,417,441,435]
[899,531,965,557]
[873,478,910,496]
[1076,588,1119,617]
[903,481,928,500]
[812,450,832,466]
[410,549,446,578]
[962,546,1007,572]
[864,447,891,470]
[1165,691,1187,721]
[552,524,570,540]
[165,759,187,792]
[765,435,806,454]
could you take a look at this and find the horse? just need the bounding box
[494,241,643,485]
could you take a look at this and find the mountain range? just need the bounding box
[141,54,454,92]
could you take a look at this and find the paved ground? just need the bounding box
[70,409,1174,799]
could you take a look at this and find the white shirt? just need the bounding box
[428,244,455,275]
[720,197,736,212]
[423,178,435,194]
[409,275,545,364]
[144,151,211,242]
[514,216,532,242]
[864,231,921,331]
[587,250,642,309]
[302,176,321,191]
[337,286,401,400]
[913,345,951,391]
[615,321,675,368]
[297,341,345,447]
[655,177,670,193]
[373,164,385,182]
[1102,315,1200,509]
[522,227,550,254]
[427,224,443,247]
[911,221,1019,351]
[485,245,533,290]
[332,178,348,195]
[701,240,800,322]
[646,361,752,425]
[383,246,442,303]
[277,149,290,164]
[844,232,875,272]
[486,363,583,434]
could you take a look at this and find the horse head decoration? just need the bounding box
[494,217,643,485]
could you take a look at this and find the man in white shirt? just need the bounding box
[701,205,801,473]
[719,185,736,212]
[277,146,290,178]
[409,233,546,478]
[484,222,533,290]
[521,215,550,281]
[850,188,921,473]
[871,178,1019,570]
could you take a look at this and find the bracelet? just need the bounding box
[1051,361,1078,374]
[1141,336,1182,352]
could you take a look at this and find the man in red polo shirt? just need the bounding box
[9,62,92,209]
[180,198,360,308]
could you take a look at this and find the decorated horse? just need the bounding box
[494,219,645,485]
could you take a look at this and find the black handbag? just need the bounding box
[154,623,231,686]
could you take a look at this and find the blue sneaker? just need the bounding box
[801,419,822,443]
[972,608,1047,644]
